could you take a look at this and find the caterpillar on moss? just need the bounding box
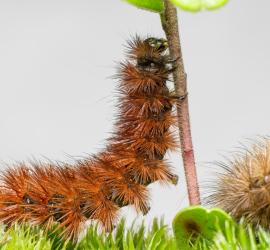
[0,36,179,241]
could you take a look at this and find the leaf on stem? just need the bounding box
[123,0,164,13]
[170,0,229,12]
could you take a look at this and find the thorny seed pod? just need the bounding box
[207,139,270,230]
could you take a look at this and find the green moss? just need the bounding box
[1,212,270,249]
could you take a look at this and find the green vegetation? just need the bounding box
[1,213,270,249]
[173,206,234,249]
[169,0,228,12]
[76,218,177,250]
[124,0,228,12]
[0,219,176,250]
[124,0,164,12]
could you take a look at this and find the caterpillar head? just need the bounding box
[135,37,170,70]
[127,36,170,70]
[144,37,168,53]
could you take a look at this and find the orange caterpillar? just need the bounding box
[0,36,178,240]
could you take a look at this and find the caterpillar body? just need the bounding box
[0,36,178,240]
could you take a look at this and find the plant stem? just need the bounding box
[160,0,200,205]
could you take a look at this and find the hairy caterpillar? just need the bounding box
[207,139,270,230]
[0,36,179,240]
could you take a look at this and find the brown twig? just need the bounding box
[160,0,200,205]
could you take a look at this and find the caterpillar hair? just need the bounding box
[0,35,179,241]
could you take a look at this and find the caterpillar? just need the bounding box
[207,139,270,230]
[0,36,179,241]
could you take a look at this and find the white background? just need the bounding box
[0,0,269,227]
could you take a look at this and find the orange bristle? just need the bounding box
[0,165,32,225]
[0,36,178,240]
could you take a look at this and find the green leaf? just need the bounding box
[170,0,229,12]
[172,206,233,249]
[123,0,164,13]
